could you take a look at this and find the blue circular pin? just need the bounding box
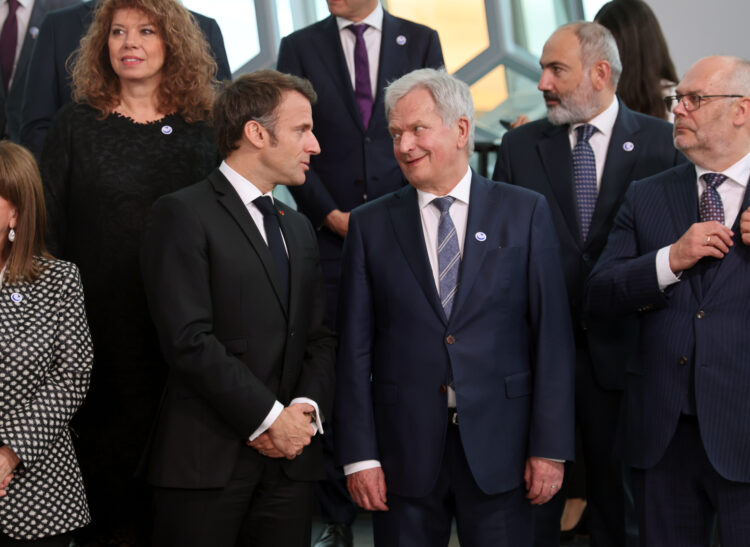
[475,232,487,242]
[11,292,22,302]
[396,35,407,46]
[161,125,173,135]
[622,141,634,152]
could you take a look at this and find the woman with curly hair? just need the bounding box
[38,0,220,543]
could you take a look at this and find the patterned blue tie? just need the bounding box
[432,197,460,318]
[573,124,598,242]
[699,173,727,224]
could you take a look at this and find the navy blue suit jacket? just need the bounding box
[493,100,685,389]
[19,0,231,156]
[1,0,79,140]
[335,172,576,497]
[587,163,750,482]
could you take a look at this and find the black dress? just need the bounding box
[40,102,218,542]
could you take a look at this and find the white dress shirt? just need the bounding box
[568,97,619,193]
[1,0,34,87]
[335,2,383,98]
[219,161,322,440]
[656,151,750,289]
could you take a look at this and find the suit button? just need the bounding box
[364,137,372,144]
[679,356,688,365]
[440,384,447,394]
[289,329,295,337]
[446,335,455,344]
[696,310,705,319]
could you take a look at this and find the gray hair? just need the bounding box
[725,57,750,96]
[561,21,622,88]
[384,68,475,155]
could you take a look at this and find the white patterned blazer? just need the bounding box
[0,257,93,540]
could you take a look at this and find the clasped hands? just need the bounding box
[0,445,20,497]
[247,403,316,460]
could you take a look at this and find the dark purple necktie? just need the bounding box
[0,0,19,93]
[699,173,727,224]
[346,24,373,128]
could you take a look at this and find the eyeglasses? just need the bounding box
[664,93,744,112]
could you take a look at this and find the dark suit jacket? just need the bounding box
[1,0,78,139]
[335,172,575,497]
[276,12,443,315]
[140,170,336,488]
[493,100,685,389]
[19,0,231,156]
[587,163,750,481]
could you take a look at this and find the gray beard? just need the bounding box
[546,100,600,126]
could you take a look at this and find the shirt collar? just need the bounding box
[416,166,472,210]
[695,150,750,189]
[335,2,383,32]
[570,95,619,139]
[219,161,274,205]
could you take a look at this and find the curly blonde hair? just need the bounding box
[70,0,217,122]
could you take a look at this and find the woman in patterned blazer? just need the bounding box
[0,141,93,546]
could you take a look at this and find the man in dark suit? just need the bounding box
[587,55,750,547]
[19,0,230,156]
[141,70,336,546]
[335,68,575,547]
[277,3,443,543]
[492,22,685,546]
[0,0,78,139]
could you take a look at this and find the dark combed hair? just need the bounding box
[595,0,678,120]
[70,0,216,122]
[0,141,51,283]
[213,70,317,159]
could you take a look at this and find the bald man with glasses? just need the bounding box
[588,55,750,547]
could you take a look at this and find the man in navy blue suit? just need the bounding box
[335,68,575,547]
[277,3,443,544]
[587,55,750,547]
[19,0,230,156]
[493,22,685,546]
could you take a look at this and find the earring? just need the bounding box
[8,228,15,243]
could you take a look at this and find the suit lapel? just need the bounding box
[450,173,499,322]
[277,201,303,321]
[370,12,401,134]
[387,186,446,323]
[538,124,580,242]
[210,171,288,316]
[0,280,33,356]
[588,101,640,249]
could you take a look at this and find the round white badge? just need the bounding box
[475,232,487,242]
[161,125,173,135]
[622,141,634,152]
[396,35,407,46]
[11,292,23,302]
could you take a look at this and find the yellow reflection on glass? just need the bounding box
[386,0,489,73]
[470,64,508,117]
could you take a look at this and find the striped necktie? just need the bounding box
[432,196,460,318]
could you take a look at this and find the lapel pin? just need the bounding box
[29,26,39,39]
[475,232,487,242]
[11,293,22,303]
[278,209,285,216]
[396,35,407,46]
[622,141,634,152]
[161,125,173,135]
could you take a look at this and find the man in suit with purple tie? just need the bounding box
[277,3,443,544]
[587,55,750,547]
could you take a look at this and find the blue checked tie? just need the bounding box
[573,124,598,241]
[699,173,727,224]
[432,197,460,318]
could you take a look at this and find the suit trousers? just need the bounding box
[632,415,750,547]
[0,532,71,547]
[372,422,532,547]
[152,447,314,547]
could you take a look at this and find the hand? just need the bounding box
[266,405,315,459]
[524,457,564,505]
[741,207,750,246]
[510,115,530,129]
[247,432,285,458]
[346,467,389,511]
[0,473,12,497]
[324,209,350,238]
[669,221,734,273]
[0,445,20,485]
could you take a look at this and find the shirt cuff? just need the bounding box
[343,460,381,476]
[290,397,322,435]
[248,401,283,441]
[656,245,681,291]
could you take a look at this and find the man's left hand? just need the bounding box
[524,457,564,505]
[247,432,285,458]
[741,207,750,245]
